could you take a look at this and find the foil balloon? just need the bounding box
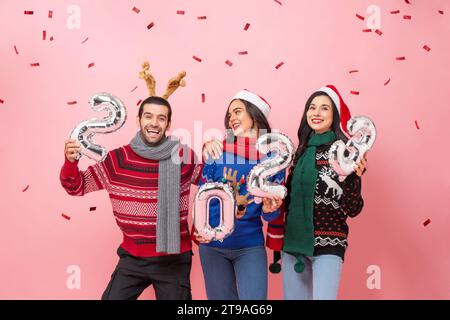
[328,115,376,180]
[247,132,294,199]
[193,182,236,242]
[70,93,127,162]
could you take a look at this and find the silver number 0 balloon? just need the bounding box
[69,93,127,162]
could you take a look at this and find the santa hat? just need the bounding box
[232,89,271,118]
[317,85,351,135]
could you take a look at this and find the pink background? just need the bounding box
[1,0,449,299]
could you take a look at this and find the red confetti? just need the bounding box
[405,0,411,4]
[67,101,77,105]
[275,62,284,69]
[384,78,391,86]
[61,213,71,220]
[89,207,97,211]
[238,51,248,55]
[415,120,420,130]
[14,45,19,55]
[396,56,406,61]
[349,70,359,74]
[22,185,29,192]
[423,45,431,52]
[81,37,89,44]
[244,23,250,31]
[0,99,4,104]
[24,11,34,15]
[48,10,53,18]
[197,16,207,20]
[356,14,365,21]
[88,62,95,68]
[30,62,40,67]
[137,99,142,106]
[147,22,155,30]
[201,93,206,103]
[438,10,444,15]
[130,86,138,92]
[350,91,360,95]
[403,15,412,20]
[423,219,431,226]
[193,56,202,62]
[362,29,372,32]
[43,30,46,40]
[390,10,400,14]
[274,0,283,5]
[50,36,54,41]
[132,7,140,14]
[225,60,233,67]
[177,10,185,15]
[375,29,383,36]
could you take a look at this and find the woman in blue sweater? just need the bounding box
[193,90,284,300]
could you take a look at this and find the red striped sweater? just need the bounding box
[60,144,201,257]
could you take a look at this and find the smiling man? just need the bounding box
[60,65,200,300]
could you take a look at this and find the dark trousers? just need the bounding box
[102,249,192,300]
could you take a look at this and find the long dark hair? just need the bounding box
[224,99,271,141]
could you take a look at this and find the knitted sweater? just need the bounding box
[284,143,364,260]
[60,144,200,257]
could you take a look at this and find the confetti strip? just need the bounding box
[350,91,360,95]
[177,10,185,15]
[89,207,97,211]
[390,10,400,14]
[275,62,284,69]
[130,85,138,92]
[24,11,34,15]
[423,45,431,52]
[438,10,444,15]
[0,99,4,104]
[244,23,250,31]
[197,16,207,20]
[30,62,40,67]
[201,93,205,103]
[375,29,383,36]
[193,55,202,62]
[43,30,46,40]
[225,60,233,67]
[396,56,406,61]
[67,101,77,105]
[405,0,411,4]
[356,14,365,21]
[132,7,140,14]
[61,213,71,220]
[403,15,412,20]
[362,29,372,33]
[48,10,53,18]
[22,185,29,192]
[81,37,89,44]
[147,22,155,30]
[274,0,282,5]
[415,120,420,130]
[384,78,391,86]
[50,36,54,41]
[137,99,142,106]
[14,45,19,55]
[238,51,248,55]
[88,62,95,68]
[423,219,431,226]
[349,70,359,74]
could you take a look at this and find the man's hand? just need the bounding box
[193,229,211,244]
[65,139,81,163]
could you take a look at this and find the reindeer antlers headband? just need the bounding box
[138,61,186,100]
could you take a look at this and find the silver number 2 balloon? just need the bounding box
[69,93,127,162]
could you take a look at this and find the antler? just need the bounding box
[161,70,186,100]
[139,61,156,96]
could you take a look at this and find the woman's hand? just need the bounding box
[354,154,368,177]
[193,229,211,244]
[202,138,223,160]
[262,196,283,214]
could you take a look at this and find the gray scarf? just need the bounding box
[130,131,181,254]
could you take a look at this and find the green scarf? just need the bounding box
[283,131,336,273]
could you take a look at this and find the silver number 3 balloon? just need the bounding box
[247,132,294,199]
[69,93,127,162]
[328,115,376,180]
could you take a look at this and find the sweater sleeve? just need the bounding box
[59,157,106,196]
[340,173,364,218]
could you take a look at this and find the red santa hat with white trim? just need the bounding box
[316,85,351,135]
[232,89,271,118]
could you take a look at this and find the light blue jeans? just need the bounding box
[282,251,343,300]
[199,245,268,300]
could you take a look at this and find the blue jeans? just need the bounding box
[282,251,343,300]
[199,245,268,300]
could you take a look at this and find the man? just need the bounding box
[60,63,200,300]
